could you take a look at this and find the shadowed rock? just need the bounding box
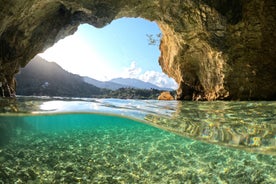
[0,0,275,100]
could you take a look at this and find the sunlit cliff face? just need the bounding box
[0,0,275,100]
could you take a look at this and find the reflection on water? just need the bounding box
[146,101,276,155]
[0,97,276,183]
[1,97,276,155]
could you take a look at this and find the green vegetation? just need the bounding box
[102,88,162,99]
[146,33,161,46]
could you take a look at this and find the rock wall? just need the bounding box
[0,0,275,100]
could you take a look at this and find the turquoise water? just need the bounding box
[0,97,276,183]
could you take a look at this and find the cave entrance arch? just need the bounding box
[39,18,176,88]
[27,18,177,94]
[0,1,221,100]
[2,1,274,100]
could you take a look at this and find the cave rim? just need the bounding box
[1,1,275,100]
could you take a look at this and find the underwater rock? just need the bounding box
[0,0,275,100]
[158,91,174,100]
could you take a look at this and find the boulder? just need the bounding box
[158,92,174,100]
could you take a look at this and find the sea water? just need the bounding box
[0,97,275,183]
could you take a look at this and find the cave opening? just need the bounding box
[15,17,177,97]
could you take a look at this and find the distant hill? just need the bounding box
[16,56,105,97]
[83,77,125,90]
[83,76,173,91]
[109,77,173,91]
[15,56,171,99]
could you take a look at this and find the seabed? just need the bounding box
[0,98,275,183]
[1,116,275,184]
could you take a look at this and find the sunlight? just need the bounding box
[39,33,117,81]
[40,101,66,111]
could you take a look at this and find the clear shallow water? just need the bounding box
[0,97,276,183]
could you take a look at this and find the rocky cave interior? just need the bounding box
[0,0,275,100]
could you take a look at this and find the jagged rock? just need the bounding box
[0,0,275,100]
[158,91,174,100]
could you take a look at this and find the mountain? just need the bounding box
[83,77,125,90]
[15,56,169,99]
[109,78,173,91]
[16,56,105,97]
[83,76,173,91]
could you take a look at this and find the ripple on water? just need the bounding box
[0,97,275,183]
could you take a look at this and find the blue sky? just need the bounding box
[39,18,177,89]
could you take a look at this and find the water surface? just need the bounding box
[0,97,275,183]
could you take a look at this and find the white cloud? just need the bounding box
[122,61,142,78]
[122,62,178,89]
[139,71,178,89]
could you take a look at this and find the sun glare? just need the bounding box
[39,34,116,81]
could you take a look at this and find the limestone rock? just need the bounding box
[0,0,275,100]
[158,91,174,101]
